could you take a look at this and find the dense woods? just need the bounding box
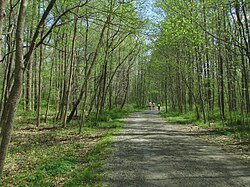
[0,0,144,179]
[142,0,250,134]
[0,0,249,184]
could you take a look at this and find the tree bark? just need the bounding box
[36,28,44,127]
[25,0,37,111]
[62,17,78,128]
[45,52,55,123]
[0,0,7,61]
[0,0,27,177]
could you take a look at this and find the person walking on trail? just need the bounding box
[157,103,161,111]
[148,101,152,110]
[152,102,155,110]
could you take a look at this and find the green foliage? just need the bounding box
[15,171,49,187]
[138,0,250,145]
[16,108,36,116]
[161,111,250,140]
[40,160,74,176]
[86,104,142,127]
[161,111,200,125]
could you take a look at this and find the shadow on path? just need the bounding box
[103,110,250,187]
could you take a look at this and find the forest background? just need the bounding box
[0,0,249,186]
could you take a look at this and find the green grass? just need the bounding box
[2,104,140,186]
[160,111,250,141]
[86,105,143,127]
[161,111,201,125]
[64,136,114,187]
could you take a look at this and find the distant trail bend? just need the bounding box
[103,110,250,187]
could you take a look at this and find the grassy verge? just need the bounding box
[160,111,250,141]
[1,105,141,186]
[161,111,201,125]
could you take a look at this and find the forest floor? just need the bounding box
[1,116,121,186]
[102,110,250,187]
[1,106,140,186]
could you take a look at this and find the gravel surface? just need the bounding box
[102,110,250,187]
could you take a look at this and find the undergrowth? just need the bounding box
[1,105,141,186]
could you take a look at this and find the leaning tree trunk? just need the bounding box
[0,0,27,177]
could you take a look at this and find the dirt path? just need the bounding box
[103,110,250,187]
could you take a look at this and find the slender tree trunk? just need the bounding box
[121,65,131,109]
[218,53,225,120]
[202,0,212,113]
[177,55,182,113]
[79,13,89,131]
[36,28,44,127]
[108,54,113,110]
[62,17,78,128]
[45,56,54,123]
[54,48,63,121]
[217,6,225,121]
[26,50,32,111]
[164,72,168,113]
[33,50,38,111]
[99,20,110,114]
[197,49,206,123]
[56,33,68,121]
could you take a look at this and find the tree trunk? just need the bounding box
[26,50,32,111]
[197,49,206,123]
[62,17,78,128]
[99,19,111,114]
[0,0,7,61]
[121,67,131,109]
[0,0,27,177]
[36,29,44,127]
[56,33,68,121]
[45,55,55,123]
[79,12,89,132]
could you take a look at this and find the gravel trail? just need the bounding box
[102,110,250,187]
